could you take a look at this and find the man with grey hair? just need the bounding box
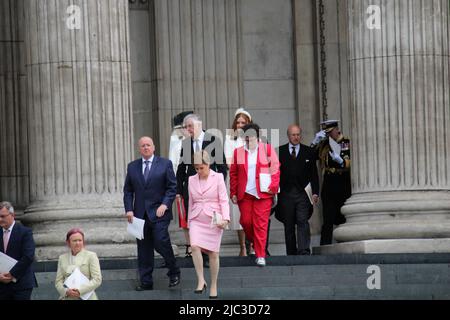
[0,201,37,300]
[176,113,228,257]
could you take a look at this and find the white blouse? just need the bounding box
[244,145,259,198]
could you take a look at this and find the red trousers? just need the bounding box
[238,193,272,258]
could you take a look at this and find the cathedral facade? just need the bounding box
[1,0,449,260]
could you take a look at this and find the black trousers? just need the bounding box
[320,173,351,245]
[137,214,180,285]
[0,287,33,300]
[279,189,313,255]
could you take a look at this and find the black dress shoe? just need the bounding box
[185,245,192,258]
[209,295,218,299]
[136,284,153,291]
[169,276,180,287]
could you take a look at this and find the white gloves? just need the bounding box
[329,151,344,165]
[311,130,326,145]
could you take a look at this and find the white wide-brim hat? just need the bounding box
[234,108,252,122]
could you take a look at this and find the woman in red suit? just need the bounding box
[230,123,280,267]
[188,151,230,299]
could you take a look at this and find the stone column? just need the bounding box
[0,0,29,216]
[152,0,242,157]
[327,0,450,253]
[21,0,134,260]
[292,0,322,236]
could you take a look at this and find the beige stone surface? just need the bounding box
[21,0,134,260]
[314,239,450,255]
[335,0,450,248]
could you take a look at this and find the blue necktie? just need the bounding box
[144,161,150,182]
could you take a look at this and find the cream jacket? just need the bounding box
[55,249,102,300]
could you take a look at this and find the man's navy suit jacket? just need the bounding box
[123,156,177,222]
[0,223,37,291]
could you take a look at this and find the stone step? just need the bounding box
[33,263,450,285]
[31,262,450,300]
[33,252,450,272]
[31,283,450,300]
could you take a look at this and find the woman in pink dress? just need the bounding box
[188,151,230,299]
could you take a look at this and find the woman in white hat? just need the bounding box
[224,108,253,256]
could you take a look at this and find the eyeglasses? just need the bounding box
[0,213,11,219]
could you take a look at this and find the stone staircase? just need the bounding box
[31,253,450,300]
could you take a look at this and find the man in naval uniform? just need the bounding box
[311,120,351,245]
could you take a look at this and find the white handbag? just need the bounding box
[210,211,229,229]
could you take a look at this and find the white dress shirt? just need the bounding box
[245,145,259,198]
[3,220,15,249]
[2,221,17,281]
[192,131,205,152]
[3,221,16,258]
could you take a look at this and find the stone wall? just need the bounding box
[0,0,29,216]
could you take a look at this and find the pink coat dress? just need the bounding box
[188,170,230,252]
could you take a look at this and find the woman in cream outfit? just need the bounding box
[55,228,102,300]
[224,108,252,256]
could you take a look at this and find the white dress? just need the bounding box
[224,134,245,231]
[168,132,184,173]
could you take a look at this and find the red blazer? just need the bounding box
[229,142,280,201]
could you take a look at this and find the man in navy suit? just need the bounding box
[124,136,180,291]
[0,201,37,300]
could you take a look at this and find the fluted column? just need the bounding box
[153,0,242,156]
[331,0,450,253]
[0,0,29,216]
[21,0,134,260]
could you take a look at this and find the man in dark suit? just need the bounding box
[124,136,180,291]
[0,201,37,300]
[176,113,228,257]
[275,125,320,255]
